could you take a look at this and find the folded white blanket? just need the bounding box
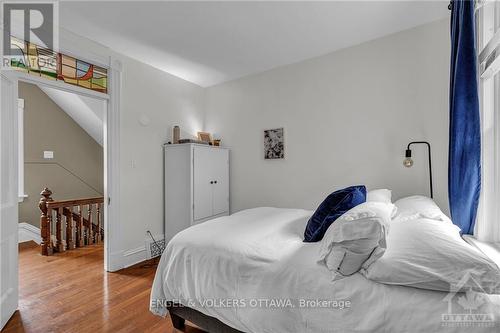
[318,202,393,278]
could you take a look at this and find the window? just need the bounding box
[476,1,500,241]
[478,0,500,78]
[9,36,108,93]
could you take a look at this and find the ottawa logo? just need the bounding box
[441,272,496,328]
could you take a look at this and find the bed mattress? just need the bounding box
[150,207,500,332]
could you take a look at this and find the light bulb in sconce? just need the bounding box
[403,157,414,167]
[403,149,413,167]
[403,141,433,198]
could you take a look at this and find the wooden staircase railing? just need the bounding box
[39,187,104,256]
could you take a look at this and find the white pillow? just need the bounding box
[367,189,397,218]
[394,195,451,223]
[367,189,392,204]
[361,205,500,294]
[318,202,393,279]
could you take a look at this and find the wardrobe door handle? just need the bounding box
[210,181,214,184]
[214,181,218,184]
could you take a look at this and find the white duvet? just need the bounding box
[150,207,500,332]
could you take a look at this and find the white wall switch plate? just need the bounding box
[43,151,54,159]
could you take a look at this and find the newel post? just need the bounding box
[39,187,54,255]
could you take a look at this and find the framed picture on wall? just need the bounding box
[264,128,284,159]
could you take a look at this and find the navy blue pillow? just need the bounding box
[303,185,366,242]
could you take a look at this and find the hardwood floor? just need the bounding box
[2,242,204,333]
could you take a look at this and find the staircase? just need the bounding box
[39,188,104,256]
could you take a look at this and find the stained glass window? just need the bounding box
[8,36,108,93]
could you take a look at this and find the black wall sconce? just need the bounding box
[403,141,433,199]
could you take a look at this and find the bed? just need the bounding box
[150,207,500,332]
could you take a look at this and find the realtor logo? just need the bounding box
[441,272,496,328]
[1,1,58,60]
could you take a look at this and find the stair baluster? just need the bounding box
[76,205,84,247]
[38,188,104,256]
[39,188,54,255]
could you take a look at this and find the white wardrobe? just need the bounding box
[164,144,229,242]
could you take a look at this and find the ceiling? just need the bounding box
[60,1,449,87]
[41,86,105,145]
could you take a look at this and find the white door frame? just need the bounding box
[2,59,122,272]
[1,72,19,330]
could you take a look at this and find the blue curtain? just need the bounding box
[449,0,481,234]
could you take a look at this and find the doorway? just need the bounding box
[17,80,106,254]
[1,64,121,330]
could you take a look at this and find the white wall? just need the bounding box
[58,30,205,268]
[205,19,450,215]
[118,54,204,255]
[52,18,449,268]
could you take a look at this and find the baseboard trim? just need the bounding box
[107,245,148,272]
[122,245,148,268]
[107,250,125,272]
[18,222,41,244]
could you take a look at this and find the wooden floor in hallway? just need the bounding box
[2,241,204,333]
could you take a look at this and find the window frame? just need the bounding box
[478,0,500,79]
[475,1,500,240]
